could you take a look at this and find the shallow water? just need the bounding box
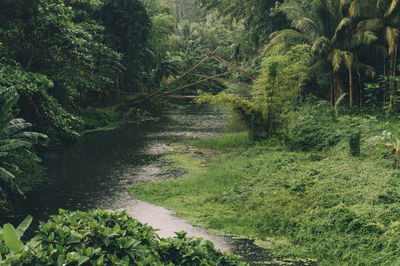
[3,104,276,264]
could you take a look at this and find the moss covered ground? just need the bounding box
[130,117,400,265]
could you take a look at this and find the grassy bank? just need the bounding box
[130,115,400,264]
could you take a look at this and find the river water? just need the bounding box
[3,104,276,265]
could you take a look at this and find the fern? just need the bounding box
[0,86,47,212]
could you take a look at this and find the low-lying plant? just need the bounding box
[130,116,400,264]
[0,209,244,265]
[192,132,250,150]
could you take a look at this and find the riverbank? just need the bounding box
[3,103,158,214]
[130,122,400,265]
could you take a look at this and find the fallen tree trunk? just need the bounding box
[132,47,219,104]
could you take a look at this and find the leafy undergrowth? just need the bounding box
[130,123,400,265]
[0,209,244,265]
[191,132,251,150]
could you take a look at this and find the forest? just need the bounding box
[1,0,400,265]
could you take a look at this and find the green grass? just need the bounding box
[130,120,400,265]
[191,132,251,150]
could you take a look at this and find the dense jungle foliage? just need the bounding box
[1,0,400,264]
[0,209,243,265]
[0,0,243,213]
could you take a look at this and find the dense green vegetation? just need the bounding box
[0,0,239,213]
[0,209,243,265]
[196,0,400,142]
[130,102,400,264]
[1,0,400,264]
[0,87,47,213]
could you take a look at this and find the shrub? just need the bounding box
[197,45,313,141]
[349,131,361,156]
[81,107,118,129]
[283,102,339,151]
[197,92,272,140]
[0,209,244,265]
[0,86,47,213]
[0,65,84,143]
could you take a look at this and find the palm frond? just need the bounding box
[355,30,379,45]
[349,0,377,18]
[0,167,15,182]
[13,132,48,143]
[331,49,345,72]
[280,2,323,40]
[385,0,400,17]
[266,30,310,52]
[343,51,354,69]
[312,0,337,35]
[0,140,33,153]
[312,36,331,54]
[386,26,400,54]
[22,149,41,162]
[357,62,376,78]
[293,17,323,40]
[357,19,383,32]
[0,120,32,138]
[332,17,353,43]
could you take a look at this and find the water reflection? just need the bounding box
[3,104,278,265]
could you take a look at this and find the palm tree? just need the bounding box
[0,86,47,210]
[267,0,376,106]
[348,0,400,104]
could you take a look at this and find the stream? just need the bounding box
[3,104,275,265]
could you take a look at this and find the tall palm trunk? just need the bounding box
[358,64,362,107]
[330,70,336,106]
[389,45,397,105]
[384,54,386,76]
[334,72,344,100]
[397,43,400,91]
[394,43,398,79]
[330,70,335,121]
[349,63,353,107]
[384,54,387,105]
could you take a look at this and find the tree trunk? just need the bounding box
[394,44,398,92]
[389,46,397,105]
[384,54,386,76]
[394,44,398,78]
[330,70,334,107]
[334,72,344,100]
[330,70,335,121]
[357,62,362,107]
[349,64,353,107]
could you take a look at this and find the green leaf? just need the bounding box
[78,255,90,265]
[3,223,23,252]
[335,93,347,108]
[26,236,41,249]
[16,215,32,238]
[0,167,15,182]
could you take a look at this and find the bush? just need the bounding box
[283,102,339,151]
[0,87,47,214]
[0,65,84,143]
[197,92,272,140]
[81,107,118,129]
[0,209,244,265]
[349,131,361,156]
